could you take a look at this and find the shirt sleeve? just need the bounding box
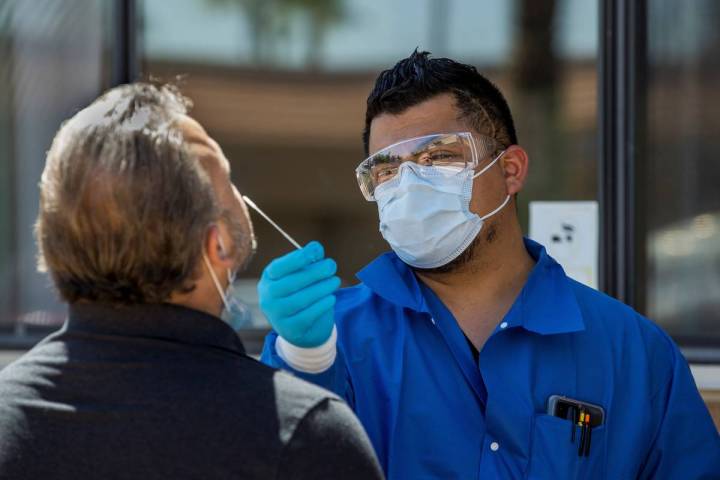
[639,339,720,479]
[261,330,356,409]
[275,398,384,480]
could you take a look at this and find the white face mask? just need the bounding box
[375,151,510,269]
[202,236,251,330]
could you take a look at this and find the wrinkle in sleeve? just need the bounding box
[639,339,720,479]
[261,330,355,408]
[276,398,384,480]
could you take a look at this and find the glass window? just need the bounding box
[0,0,113,342]
[643,0,720,346]
[139,0,599,336]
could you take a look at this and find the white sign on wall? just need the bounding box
[529,201,599,289]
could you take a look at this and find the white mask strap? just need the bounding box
[216,235,236,284]
[480,194,511,221]
[202,251,231,312]
[472,150,506,179]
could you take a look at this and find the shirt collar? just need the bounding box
[65,302,246,355]
[356,238,585,335]
[357,251,428,312]
[516,238,585,335]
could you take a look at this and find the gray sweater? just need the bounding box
[0,303,383,479]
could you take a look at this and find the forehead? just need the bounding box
[176,115,229,175]
[368,93,467,155]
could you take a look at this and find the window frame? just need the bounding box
[599,0,720,360]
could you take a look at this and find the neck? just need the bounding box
[415,220,535,350]
[168,277,224,319]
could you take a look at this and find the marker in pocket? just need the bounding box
[547,395,604,458]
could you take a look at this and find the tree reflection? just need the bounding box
[208,0,345,68]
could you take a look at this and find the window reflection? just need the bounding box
[0,0,111,334]
[644,0,720,342]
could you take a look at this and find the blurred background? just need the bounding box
[0,0,718,406]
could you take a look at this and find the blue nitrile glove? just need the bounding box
[258,241,340,348]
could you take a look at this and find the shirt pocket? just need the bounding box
[527,414,607,480]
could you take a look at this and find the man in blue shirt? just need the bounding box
[260,51,720,478]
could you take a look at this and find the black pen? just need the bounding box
[569,405,576,443]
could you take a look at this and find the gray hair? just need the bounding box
[36,83,219,304]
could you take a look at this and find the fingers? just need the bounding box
[280,296,336,347]
[264,258,337,298]
[296,308,336,347]
[257,240,339,349]
[261,276,340,318]
[264,241,324,280]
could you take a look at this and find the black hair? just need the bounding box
[363,50,517,155]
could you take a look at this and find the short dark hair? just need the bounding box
[36,83,219,304]
[363,50,517,155]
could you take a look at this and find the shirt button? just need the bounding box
[490,442,500,452]
[500,322,508,329]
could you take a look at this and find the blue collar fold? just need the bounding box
[356,238,585,335]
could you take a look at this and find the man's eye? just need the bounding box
[428,151,460,163]
[376,167,397,181]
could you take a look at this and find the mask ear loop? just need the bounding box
[202,251,231,312]
[472,149,506,179]
[480,194,511,221]
[216,235,237,284]
[203,228,233,312]
[471,149,512,220]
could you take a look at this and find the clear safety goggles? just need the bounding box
[355,132,502,201]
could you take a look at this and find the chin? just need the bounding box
[412,224,498,275]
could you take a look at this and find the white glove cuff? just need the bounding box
[275,325,337,374]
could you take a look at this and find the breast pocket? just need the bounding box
[527,414,607,480]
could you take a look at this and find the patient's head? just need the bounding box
[37,83,255,311]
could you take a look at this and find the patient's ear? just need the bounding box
[204,224,234,268]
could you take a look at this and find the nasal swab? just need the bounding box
[242,195,302,250]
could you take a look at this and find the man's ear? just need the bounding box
[204,224,234,269]
[500,145,529,195]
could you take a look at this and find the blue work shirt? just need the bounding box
[262,239,720,479]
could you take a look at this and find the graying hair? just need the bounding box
[36,83,219,304]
